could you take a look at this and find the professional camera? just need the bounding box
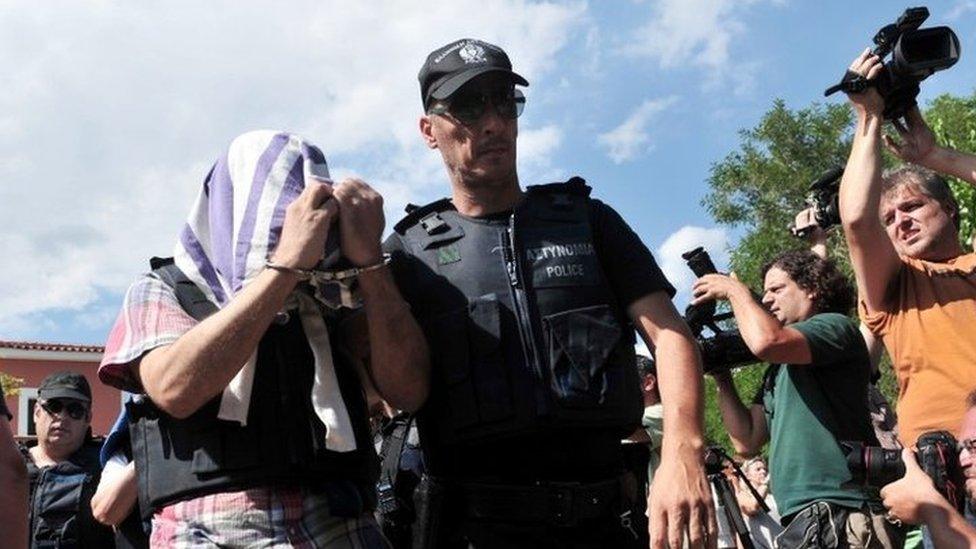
[825,6,960,120]
[842,430,967,513]
[790,166,844,238]
[681,247,758,374]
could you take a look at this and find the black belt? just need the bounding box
[449,476,625,526]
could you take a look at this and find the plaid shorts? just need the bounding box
[150,486,389,548]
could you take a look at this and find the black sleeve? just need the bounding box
[589,199,676,307]
[0,379,9,421]
[382,233,426,315]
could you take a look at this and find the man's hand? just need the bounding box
[332,177,385,267]
[649,447,717,549]
[883,106,938,165]
[844,48,886,118]
[271,179,339,269]
[691,273,749,305]
[880,448,943,525]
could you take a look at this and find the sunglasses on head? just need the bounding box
[428,86,525,125]
[40,399,88,420]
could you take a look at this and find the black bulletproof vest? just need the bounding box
[394,177,642,448]
[128,261,377,515]
[24,443,112,549]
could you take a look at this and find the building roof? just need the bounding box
[0,341,105,353]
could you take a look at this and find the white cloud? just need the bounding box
[620,0,779,90]
[0,1,587,340]
[947,1,976,20]
[518,124,565,182]
[656,225,730,302]
[597,96,678,163]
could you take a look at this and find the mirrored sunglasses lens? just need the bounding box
[66,403,86,419]
[43,400,64,415]
[43,399,86,419]
[450,93,486,123]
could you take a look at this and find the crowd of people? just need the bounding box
[2,37,976,548]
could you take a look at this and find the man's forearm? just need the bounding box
[840,112,885,229]
[713,375,760,455]
[0,419,27,548]
[727,286,787,356]
[357,267,430,412]
[137,268,300,418]
[920,498,976,547]
[922,146,976,187]
[655,331,705,454]
[91,462,138,526]
[840,111,901,311]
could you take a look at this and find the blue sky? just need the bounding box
[3,1,976,345]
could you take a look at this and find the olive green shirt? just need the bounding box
[754,313,878,517]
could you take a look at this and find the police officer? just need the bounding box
[22,371,113,548]
[381,38,716,549]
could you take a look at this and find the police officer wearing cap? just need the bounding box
[380,38,717,548]
[22,371,113,548]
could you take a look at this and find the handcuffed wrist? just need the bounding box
[265,261,314,281]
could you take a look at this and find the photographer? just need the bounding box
[839,50,976,453]
[793,210,900,450]
[692,250,903,548]
[880,449,976,548]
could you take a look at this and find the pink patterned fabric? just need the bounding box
[99,275,197,392]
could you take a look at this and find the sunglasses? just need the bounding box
[40,399,88,420]
[428,87,525,125]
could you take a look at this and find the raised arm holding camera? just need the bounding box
[692,251,903,548]
[839,47,976,452]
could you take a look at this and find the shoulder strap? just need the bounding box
[393,198,455,235]
[150,258,219,321]
[379,414,413,483]
[525,175,591,198]
[518,176,592,223]
[393,198,465,251]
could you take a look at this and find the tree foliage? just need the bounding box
[699,91,976,455]
[1,371,23,396]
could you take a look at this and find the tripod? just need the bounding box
[705,447,769,549]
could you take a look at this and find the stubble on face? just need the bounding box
[881,186,959,260]
[35,404,88,458]
[762,267,815,325]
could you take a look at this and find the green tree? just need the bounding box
[698,91,976,454]
[922,92,976,248]
[1,372,23,396]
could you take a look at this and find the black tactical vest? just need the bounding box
[394,177,642,448]
[128,261,377,515]
[24,443,112,549]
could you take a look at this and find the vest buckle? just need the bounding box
[421,213,448,235]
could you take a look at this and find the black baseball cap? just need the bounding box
[38,371,92,403]
[418,38,529,109]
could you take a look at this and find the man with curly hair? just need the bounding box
[692,250,904,548]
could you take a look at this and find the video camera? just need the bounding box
[825,6,960,120]
[681,247,757,374]
[790,166,844,238]
[842,430,968,513]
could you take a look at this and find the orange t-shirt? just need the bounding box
[860,253,976,446]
